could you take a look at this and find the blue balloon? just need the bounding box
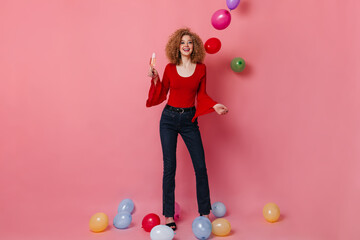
[192,216,212,240]
[227,0,240,10]
[118,198,134,214]
[113,212,132,229]
[212,202,227,218]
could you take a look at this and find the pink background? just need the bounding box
[1,0,359,239]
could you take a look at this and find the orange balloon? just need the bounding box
[263,203,280,222]
[212,218,231,236]
[89,212,109,232]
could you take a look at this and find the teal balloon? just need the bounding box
[212,202,227,218]
[230,57,246,72]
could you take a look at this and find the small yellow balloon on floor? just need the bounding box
[212,218,231,236]
[263,203,280,223]
[89,212,109,232]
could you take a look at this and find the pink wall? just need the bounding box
[1,0,359,239]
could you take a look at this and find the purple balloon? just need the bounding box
[211,9,231,30]
[227,0,240,10]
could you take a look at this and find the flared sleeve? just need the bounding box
[192,65,217,122]
[146,65,170,107]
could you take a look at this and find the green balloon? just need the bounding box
[230,57,246,72]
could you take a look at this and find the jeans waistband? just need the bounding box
[165,104,195,113]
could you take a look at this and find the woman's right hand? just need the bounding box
[148,66,159,84]
[213,103,229,115]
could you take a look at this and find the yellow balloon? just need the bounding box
[263,203,280,223]
[212,218,231,236]
[89,212,109,232]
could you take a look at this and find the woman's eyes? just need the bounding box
[181,41,193,44]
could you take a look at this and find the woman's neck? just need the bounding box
[180,56,193,67]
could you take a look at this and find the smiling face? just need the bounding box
[179,35,194,57]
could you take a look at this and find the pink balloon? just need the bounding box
[174,202,181,220]
[211,9,231,30]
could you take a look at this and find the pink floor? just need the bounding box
[2,188,358,240]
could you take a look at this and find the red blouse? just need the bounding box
[146,63,217,122]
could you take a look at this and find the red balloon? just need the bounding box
[204,38,222,54]
[142,213,160,232]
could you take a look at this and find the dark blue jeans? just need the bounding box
[160,105,211,217]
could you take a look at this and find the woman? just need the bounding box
[146,28,228,230]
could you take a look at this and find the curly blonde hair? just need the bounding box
[165,28,206,65]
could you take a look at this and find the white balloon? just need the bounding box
[150,225,174,240]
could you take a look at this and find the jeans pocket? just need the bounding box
[162,109,177,119]
[183,111,196,121]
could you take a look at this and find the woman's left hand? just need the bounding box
[213,103,229,115]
